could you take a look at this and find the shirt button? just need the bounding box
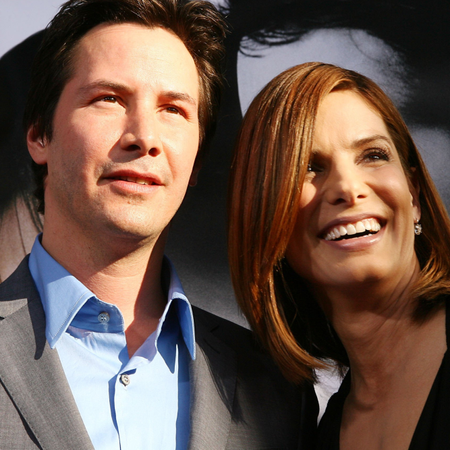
[120,374,131,386]
[98,312,110,323]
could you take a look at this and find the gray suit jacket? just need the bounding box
[0,258,317,449]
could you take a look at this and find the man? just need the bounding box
[0,0,317,449]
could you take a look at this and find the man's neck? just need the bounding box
[41,224,169,355]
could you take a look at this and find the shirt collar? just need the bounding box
[159,257,196,360]
[28,235,196,359]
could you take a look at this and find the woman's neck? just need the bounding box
[346,304,445,396]
[313,259,445,396]
[338,303,446,450]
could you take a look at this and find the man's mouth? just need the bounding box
[116,176,156,186]
[323,218,381,241]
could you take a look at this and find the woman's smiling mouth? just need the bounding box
[323,218,381,241]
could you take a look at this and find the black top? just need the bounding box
[316,303,450,449]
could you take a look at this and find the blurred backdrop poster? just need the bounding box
[0,0,449,324]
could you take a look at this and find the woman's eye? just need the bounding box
[364,148,390,162]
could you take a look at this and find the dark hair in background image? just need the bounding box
[232,0,449,118]
[23,0,227,214]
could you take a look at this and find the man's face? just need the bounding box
[30,23,200,246]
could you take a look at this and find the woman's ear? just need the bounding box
[27,127,48,165]
[409,167,421,221]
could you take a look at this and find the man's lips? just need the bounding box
[113,175,157,186]
[102,171,162,186]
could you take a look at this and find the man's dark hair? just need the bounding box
[23,0,227,213]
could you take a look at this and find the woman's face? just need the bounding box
[285,90,421,295]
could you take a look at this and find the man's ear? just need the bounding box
[189,159,202,187]
[27,127,48,164]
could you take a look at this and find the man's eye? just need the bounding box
[166,106,181,114]
[101,96,117,103]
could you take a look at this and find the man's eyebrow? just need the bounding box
[77,80,132,95]
[77,82,197,106]
[162,90,197,107]
[351,134,393,148]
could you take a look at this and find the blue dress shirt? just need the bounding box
[28,236,196,450]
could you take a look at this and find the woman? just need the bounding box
[228,62,450,449]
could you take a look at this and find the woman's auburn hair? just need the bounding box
[228,62,450,384]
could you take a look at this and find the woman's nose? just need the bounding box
[323,161,369,205]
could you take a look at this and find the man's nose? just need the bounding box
[119,107,162,156]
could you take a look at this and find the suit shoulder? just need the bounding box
[192,306,279,368]
[0,257,37,316]
[192,306,254,342]
[192,306,319,448]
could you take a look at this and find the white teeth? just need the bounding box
[355,221,365,233]
[338,225,347,236]
[324,218,381,241]
[347,224,357,235]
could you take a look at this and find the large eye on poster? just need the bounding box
[0,1,449,328]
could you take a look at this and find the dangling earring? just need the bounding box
[414,220,422,236]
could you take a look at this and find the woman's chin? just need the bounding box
[310,265,391,293]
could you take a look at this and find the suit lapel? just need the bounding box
[0,260,94,450]
[188,310,237,450]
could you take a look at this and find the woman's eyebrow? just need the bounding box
[351,134,392,148]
